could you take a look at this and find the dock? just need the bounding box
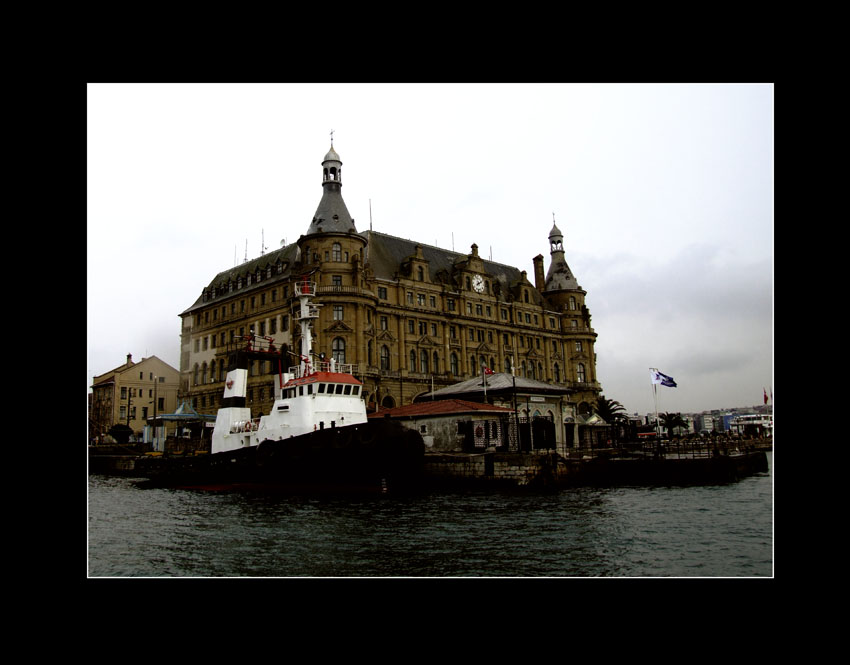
[423,443,770,490]
[90,440,771,490]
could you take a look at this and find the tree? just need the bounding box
[596,395,628,441]
[660,412,687,438]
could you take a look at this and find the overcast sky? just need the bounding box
[87,83,773,416]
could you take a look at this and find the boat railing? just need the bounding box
[225,335,280,354]
[294,280,316,297]
[288,361,359,377]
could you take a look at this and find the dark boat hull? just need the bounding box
[133,418,425,493]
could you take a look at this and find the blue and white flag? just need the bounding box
[650,369,677,387]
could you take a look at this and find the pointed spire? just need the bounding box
[543,216,580,292]
[306,139,356,236]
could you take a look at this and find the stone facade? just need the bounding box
[179,144,601,419]
[90,354,180,442]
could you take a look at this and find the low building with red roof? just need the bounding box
[369,398,514,452]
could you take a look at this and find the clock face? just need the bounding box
[472,274,485,293]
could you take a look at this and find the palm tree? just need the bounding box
[659,412,687,438]
[596,395,628,442]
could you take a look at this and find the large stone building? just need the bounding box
[179,143,601,422]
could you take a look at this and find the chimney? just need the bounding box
[532,254,545,291]
[127,353,133,365]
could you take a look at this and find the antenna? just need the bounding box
[261,229,267,255]
[244,239,248,263]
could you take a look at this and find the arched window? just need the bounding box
[193,364,199,385]
[538,362,544,379]
[420,349,429,374]
[380,345,391,370]
[529,362,536,379]
[210,362,216,383]
[410,350,417,371]
[450,352,459,375]
[433,351,440,374]
[553,363,560,382]
[367,340,373,366]
[332,243,342,261]
[201,362,207,384]
[505,356,512,374]
[332,337,346,364]
[577,363,586,383]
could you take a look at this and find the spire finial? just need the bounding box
[330,129,334,146]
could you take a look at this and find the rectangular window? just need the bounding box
[430,295,436,308]
[417,293,425,306]
[447,298,455,312]
[334,305,344,320]
[380,316,388,330]
[378,286,388,300]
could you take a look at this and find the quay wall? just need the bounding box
[423,452,570,489]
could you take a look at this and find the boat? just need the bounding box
[134,278,424,493]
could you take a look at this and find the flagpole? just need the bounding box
[650,367,660,439]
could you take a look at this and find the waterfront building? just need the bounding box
[179,143,602,422]
[367,399,514,452]
[89,354,180,442]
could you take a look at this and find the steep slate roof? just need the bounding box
[305,184,356,235]
[361,230,542,305]
[181,242,300,315]
[416,372,571,402]
[368,398,513,419]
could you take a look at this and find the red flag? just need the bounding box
[483,367,494,375]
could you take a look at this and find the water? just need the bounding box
[87,453,772,578]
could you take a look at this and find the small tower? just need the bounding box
[305,140,356,236]
[544,219,581,293]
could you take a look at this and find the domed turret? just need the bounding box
[305,140,356,236]
[544,218,580,292]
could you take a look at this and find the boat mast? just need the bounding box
[294,277,320,376]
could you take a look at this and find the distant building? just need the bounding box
[730,413,773,437]
[89,354,180,442]
[179,143,602,420]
